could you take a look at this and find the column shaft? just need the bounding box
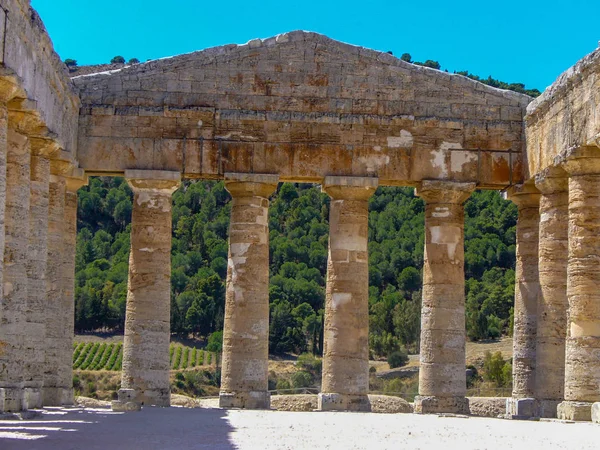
[505,184,540,418]
[0,128,31,412]
[113,170,180,411]
[23,154,50,409]
[219,173,278,410]
[318,176,377,412]
[43,173,67,405]
[414,180,474,414]
[534,172,568,418]
[558,153,600,421]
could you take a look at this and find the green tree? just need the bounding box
[110,55,125,64]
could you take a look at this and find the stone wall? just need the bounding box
[74,31,530,187]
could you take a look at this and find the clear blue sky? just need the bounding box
[32,0,599,91]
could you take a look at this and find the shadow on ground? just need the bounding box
[0,406,236,450]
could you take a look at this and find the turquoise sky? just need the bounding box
[32,0,599,92]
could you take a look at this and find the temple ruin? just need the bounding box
[0,0,599,422]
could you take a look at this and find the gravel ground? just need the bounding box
[0,406,598,450]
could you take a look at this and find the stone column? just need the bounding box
[318,176,377,412]
[505,184,540,418]
[414,180,475,414]
[0,128,31,412]
[219,173,278,410]
[534,168,568,418]
[22,140,58,409]
[557,150,600,421]
[43,162,69,406]
[59,170,87,406]
[113,170,180,411]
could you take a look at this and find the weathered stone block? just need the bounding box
[219,391,270,410]
[557,401,592,421]
[506,397,536,418]
[591,402,600,423]
[318,393,371,412]
[414,395,469,414]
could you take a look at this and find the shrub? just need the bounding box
[206,331,223,353]
[276,379,291,390]
[64,58,77,67]
[483,351,512,387]
[128,58,140,64]
[110,55,125,64]
[291,371,313,388]
[387,348,409,369]
[296,353,322,377]
[369,366,377,374]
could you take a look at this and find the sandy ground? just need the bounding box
[0,406,598,450]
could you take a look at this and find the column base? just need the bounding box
[219,390,270,409]
[557,401,593,421]
[317,393,371,412]
[0,387,24,412]
[505,397,536,419]
[591,403,600,423]
[112,389,142,412]
[23,388,43,409]
[43,387,74,406]
[414,395,469,414]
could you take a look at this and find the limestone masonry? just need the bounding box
[0,0,599,422]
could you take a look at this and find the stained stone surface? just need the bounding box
[505,184,540,410]
[220,173,278,410]
[414,180,474,414]
[319,176,377,412]
[116,170,181,410]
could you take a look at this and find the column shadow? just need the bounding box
[0,406,238,450]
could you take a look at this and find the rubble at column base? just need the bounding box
[557,401,593,421]
[219,390,270,409]
[414,395,469,414]
[317,393,371,412]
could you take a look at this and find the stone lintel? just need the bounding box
[7,108,49,137]
[560,146,600,175]
[534,166,568,193]
[125,169,181,192]
[416,180,475,204]
[322,176,378,200]
[224,172,279,198]
[504,183,540,207]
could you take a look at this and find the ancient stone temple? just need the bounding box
[0,0,599,421]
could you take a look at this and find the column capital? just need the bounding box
[322,176,378,201]
[0,75,24,103]
[415,180,475,204]
[125,169,181,193]
[534,166,568,194]
[505,183,540,208]
[29,137,61,159]
[561,146,600,176]
[224,172,279,198]
[65,168,88,193]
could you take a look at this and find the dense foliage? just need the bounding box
[74,178,517,357]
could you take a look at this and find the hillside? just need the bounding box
[75,179,517,360]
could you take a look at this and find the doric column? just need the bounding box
[0,128,31,412]
[318,176,377,412]
[557,149,600,421]
[414,180,475,414]
[113,170,180,411]
[219,173,278,410]
[22,140,58,409]
[59,169,87,406]
[43,161,75,406]
[534,168,568,418]
[505,183,540,418]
